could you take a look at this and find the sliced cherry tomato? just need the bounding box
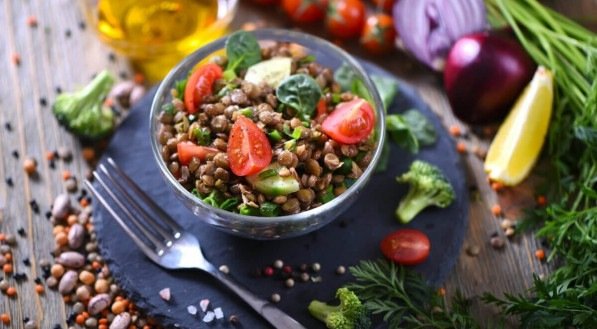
[326,0,366,39]
[282,0,327,23]
[316,98,328,119]
[380,229,431,266]
[184,63,223,114]
[321,98,375,144]
[177,141,219,165]
[227,116,273,176]
[360,13,397,55]
[372,0,395,12]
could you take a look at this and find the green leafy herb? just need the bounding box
[239,107,254,118]
[402,109,437,147]
[283,124,303,140]
[239,204,260,216]
[276,74,323,121]
[192,126,211,146]
[224,30,261,79]
[345,259,489,329]
[175,78,187,100]
[333,63,358,91]
[320,185,335,204]
[371,75,398,111]
[386,114,419,153]
[268,129,282,142]
[161,103,175,115]
[336,158,353,175]
[196,190,240,211]
[259,202,280,217]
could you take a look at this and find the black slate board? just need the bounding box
[93,61,469,329]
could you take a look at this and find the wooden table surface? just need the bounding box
[0,0,594,328]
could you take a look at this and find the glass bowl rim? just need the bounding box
[149,28,386,225]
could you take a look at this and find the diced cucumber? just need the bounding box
[244,57,292,88]
[247,164,300,196]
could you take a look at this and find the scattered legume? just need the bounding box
[270,293,281,303]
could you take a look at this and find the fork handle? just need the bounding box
[208,269,307,329]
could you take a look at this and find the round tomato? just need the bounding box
[177,141,218,165]
[227,116,273,176]
[321,98,375,144]
[360,13,397,54]
[326,0,366,39]
[380,229,431,266]
[372,0,395,12]
[282,0,327,23]
[184,63,223,114]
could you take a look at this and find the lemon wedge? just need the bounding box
[484,66,554,186]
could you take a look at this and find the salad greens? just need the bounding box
[401,110,437,147]
[276,74,323,121]
[224,30,262,79]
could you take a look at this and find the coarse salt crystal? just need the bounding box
[199,299,210,312]
[214,307,224,319]
[187,305,197,315]
[202,311,215,323]
[159,288,171,301]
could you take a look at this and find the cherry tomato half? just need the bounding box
[184,63,223,114]
[360,13,397,55]
[227,116,273,176]
[372,0,395,13]
[326,0,366,39]
[177,141,219,165]
[380,229,431,266]
[282,0,327,24]
[322,98,375,144]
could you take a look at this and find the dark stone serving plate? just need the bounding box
[93,61,469,329]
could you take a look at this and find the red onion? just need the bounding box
[444,31,536,124]
[393,0,487,71]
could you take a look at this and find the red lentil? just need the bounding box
[448,124,461,137]
[82,147,96,162]
[536,195,548,207]
[75,314,85,325]
[0,313,10,324]
[6,286,16,297]
[3,263,13,274]
[46,151,55,161]
[491,181,504,192]
[35,284,45,294]
[26,15,38,27]
[11,53,21,65]
[456,141,467,154]
[62,170,72,180]
[134,73,145,85]
[4,253,11,262]
[535,249,546,261]
[437,287,446,296]
[491,204,502,216]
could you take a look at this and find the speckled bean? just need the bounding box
[67,224,84,249]
[52,194,71,220]
[87,293,111,315]
[109,312,131,329]
[57,251,85,268]
[58,270,78,294]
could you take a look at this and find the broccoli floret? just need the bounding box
[308,287,372,329]
[395,160,455,223]
[52,70,115,140]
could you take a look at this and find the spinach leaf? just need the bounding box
[276,74,322,121]
[386,114,419,154]
[402,109,437,146]
[225,31,261,75]
[334,63,358,91]
[371,75,398,111]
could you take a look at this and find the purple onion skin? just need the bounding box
[393,0,487,71]
[444,31,536,124]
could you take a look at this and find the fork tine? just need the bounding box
[84,179,159,260]
[94,166,170,253]
[106,158,183,235]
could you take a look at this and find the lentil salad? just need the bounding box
[156,31,378,216]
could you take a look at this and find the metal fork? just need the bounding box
[85,158,306,329]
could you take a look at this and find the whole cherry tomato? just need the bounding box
[227,116,273,176]
[371,0,395,12]
[360,13,397,54]
[177,142,219,165]
[184,63,223,113]
[326,0,366,39]
[282,0,327,23]
[322,98,375,144]
[380,229,431,266]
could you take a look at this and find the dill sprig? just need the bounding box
[482,1,597,328]
[345,260,490,329]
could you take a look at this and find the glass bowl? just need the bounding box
[149,28,386,239]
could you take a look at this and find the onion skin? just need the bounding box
[393,0,487,71]
[444,31,536,124]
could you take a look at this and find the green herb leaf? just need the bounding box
[267,129,282,142]
[259,202,280,217]
[333,63,358,91]
[175,78,187,100]
[193,127,211,146]
[371,75,398,111]
[239,204,260,216]
[402,109,437,146]
[319,185,335,204]
[225,30,262,74]
[386,114,419,153]
[276,74,323,121]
